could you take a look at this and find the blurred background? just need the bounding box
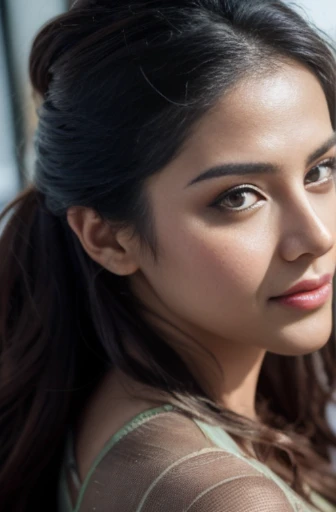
[0,0,336,459]
[0,0,68,214]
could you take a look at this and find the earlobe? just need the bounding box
[66,206,140,275]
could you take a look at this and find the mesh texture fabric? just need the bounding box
[65,409,311,512]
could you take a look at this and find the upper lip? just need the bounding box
[272,273,333,298]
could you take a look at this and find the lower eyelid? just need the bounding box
[306,175,334,189]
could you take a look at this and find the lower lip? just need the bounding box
[271,283,332,310]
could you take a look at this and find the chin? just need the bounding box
[270,328,331,356]
[274,338,331,357]
[268,310,333,356]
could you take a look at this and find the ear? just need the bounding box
[66,207,140,275]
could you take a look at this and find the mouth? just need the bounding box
[269,273,333,311]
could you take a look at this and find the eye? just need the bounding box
[305,157,336,187]
[212,185,265,212]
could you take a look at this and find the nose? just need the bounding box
[278,193,335,262]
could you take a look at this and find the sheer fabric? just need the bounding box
[58,405,334,512]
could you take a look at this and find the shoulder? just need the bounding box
[75,368,172,479]
[75,408,294,512]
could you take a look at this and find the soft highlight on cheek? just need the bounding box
[191,234,267,300]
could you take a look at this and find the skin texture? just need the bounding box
[68,61,336,421]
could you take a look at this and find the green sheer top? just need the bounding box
[58,405,336,512]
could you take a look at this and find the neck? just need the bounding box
[130,274,266,421]
[186,343,265,421]
[140,315,265,421]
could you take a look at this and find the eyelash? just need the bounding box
[210,157,336,213]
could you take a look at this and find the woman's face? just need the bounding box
[130,62,336,357]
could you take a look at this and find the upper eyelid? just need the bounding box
[225,184,260,192]
[220,183,265,198]
[313,156,335,163]
[309,155,336,168]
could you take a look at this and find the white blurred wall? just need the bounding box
[0,0,66,207]
[0,22,20,205]
[4,0,67,101]
[288,0,336,39]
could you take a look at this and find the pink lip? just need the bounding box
[271,274,333,311]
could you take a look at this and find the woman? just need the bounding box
[1,0,336,510]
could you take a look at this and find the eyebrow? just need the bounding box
[186,132,336,187]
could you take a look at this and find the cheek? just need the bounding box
[326,189,336,231]
[313,185,336,220]
[311,186,336,250]
[161,217,275,303]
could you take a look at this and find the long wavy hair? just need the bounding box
[1,1,336,510]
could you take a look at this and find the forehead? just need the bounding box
[149,62,332,189]
[189,62,330,158]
